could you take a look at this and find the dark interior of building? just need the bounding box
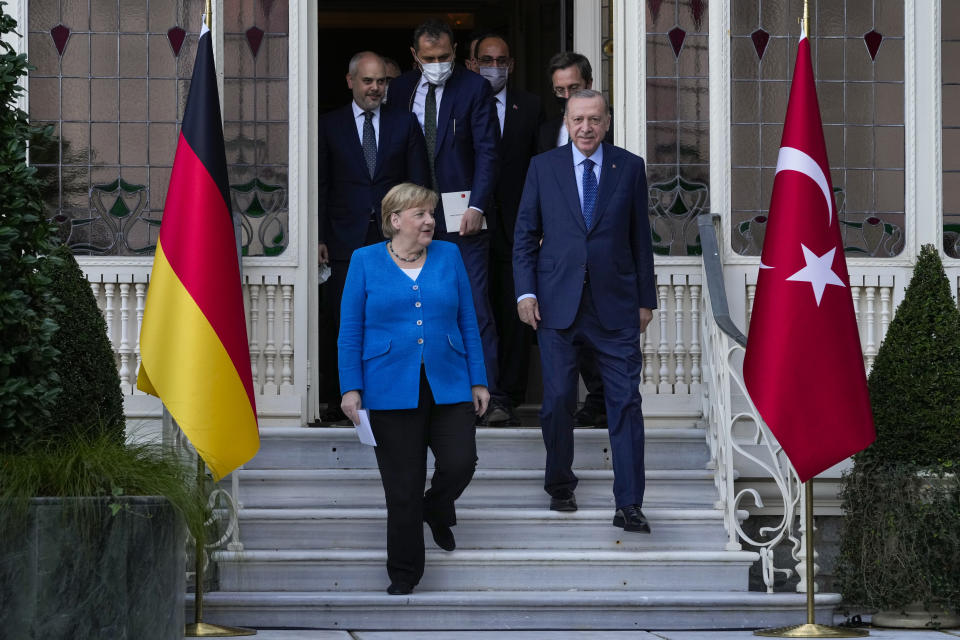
[318,1,574,117]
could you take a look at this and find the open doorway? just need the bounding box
[317,1,573,119]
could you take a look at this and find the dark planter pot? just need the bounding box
[0,496,186,639]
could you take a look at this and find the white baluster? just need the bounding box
[118,282,132,389]
[689,282,702,388]
[642,317,656,393]
[745,283,756,331]
[864,285,877,371]
[795,487,819,594]
[280,284,294,388]
[134,282,146,390]
[104,282,117,366]
[263,283,278,395]
[657,283,671,393]
[879,286,892,344]
[850,284,864,371]
[90,281,101,318]
[673,278,687,393]
[248,280,261,392]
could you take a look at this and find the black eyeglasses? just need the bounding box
[477,56,511,67]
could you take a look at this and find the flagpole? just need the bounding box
[182,2,256,635]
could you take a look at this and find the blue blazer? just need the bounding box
[318,103,429,261]
[513,142,657,331]
[386,66,499,236]
[338,240,487,409]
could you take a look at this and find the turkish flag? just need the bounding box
[742,31,875,483]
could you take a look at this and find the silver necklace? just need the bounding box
[388,241,424,263]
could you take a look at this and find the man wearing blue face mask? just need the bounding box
[476,33,543,426]
[387,18,511,426]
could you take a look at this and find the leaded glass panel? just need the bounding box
[943,1,960,258]
[27,0,289,258]
[646,0,710,256]
[223,0,289,257]
[730,0,905,257]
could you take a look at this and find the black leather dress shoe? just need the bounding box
[387,582,414,595]
[426,519,456,551]
[573,405,607,428]
[549,489,578,512]
[613,504,651,533]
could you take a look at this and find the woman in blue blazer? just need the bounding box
[338,183,489,595]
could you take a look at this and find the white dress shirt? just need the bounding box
[352,101,380,147]
[517,143,603,303]
[411,76,445,132]
[556,122,570,147]
[494,86,506,135]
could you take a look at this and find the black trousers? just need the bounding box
[369,367,477,587]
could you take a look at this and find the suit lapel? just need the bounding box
[435,72,457,152]
[592,143,623,231]
[341,104,370,181]
[551,144,586,233]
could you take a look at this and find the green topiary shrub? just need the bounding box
[860,243,960,467]
[37,245,125,443]
[837,244,960,616]
[0,4,61,452]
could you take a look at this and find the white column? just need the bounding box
[612,0,645,155]
[909,0,941,254]
[574,0,603,91]
[710,0,733,258]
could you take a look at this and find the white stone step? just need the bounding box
[248,427,710,471]
[229,468,719,509]
[188,590,841,630]
[231,507,739,551]
[213,548,757,592]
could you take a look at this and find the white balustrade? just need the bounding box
[84,270,297,399]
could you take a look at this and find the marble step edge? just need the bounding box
[231,468,716,481]
[233,507,744,523]
[189,589,840,607]
[212,549,759,564]
[259,426,706,441]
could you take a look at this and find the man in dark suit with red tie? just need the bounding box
[317,51,429,423]
[387,19,512,425]
[514,90,656,533]
[474,33,543,424]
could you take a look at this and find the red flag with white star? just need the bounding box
[742,29,875,482]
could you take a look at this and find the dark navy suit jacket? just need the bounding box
[513,142,657,331]
[386,65,500,236]
[318,103,429,261]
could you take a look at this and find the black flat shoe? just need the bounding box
[549,489,578,512]
[613,504,651,533]
[426,519,456,551]
[573,406,607,428]
[387,582,414,595]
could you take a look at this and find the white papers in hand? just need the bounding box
[441,190,487,232]
[354,409,377,446]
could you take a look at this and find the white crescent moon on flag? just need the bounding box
[775,146,833,225]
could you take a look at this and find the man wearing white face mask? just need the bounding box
[387,19,511,426]
[476,33,543,426]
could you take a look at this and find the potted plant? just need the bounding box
[836,244,960,629]
[0,8,208,636]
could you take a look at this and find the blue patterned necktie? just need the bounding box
[362,111,377,179]
[581,158,598,229]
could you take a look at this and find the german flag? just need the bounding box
[137,21,259,479]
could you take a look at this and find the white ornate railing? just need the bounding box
[699,214,803,593]
[642,267,704,394]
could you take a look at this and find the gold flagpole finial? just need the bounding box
[205,0,212,29]
[803,0,810,36]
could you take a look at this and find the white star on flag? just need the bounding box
[785,243,845,306]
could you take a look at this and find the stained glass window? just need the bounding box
[27,0,289,258]
[646,0,710,256]
[223,0,289,257]
[943,1,960,258]
[730,0,905,257]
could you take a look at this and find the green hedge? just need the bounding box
[0,5,60,452]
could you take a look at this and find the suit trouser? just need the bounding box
[370,367,478,587]
[537,283,647,509]
[445,230,507,405]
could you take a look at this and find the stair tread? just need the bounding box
[214,549,758,562]
[235,507,732,520]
